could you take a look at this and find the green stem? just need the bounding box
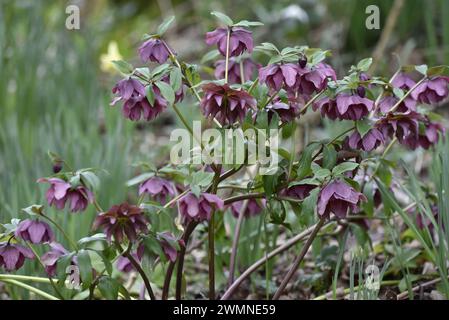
[299,91,324,114]
[41,214,79,251]
[0,278,59,300]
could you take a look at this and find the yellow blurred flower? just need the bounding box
[100,41,123,74]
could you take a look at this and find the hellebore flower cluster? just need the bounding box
[38,178,93,213]
[178,192,224,222]
[200,83,257,125]
[230,198,266,218]
[317,180,367,218]
[206,27,253,57]
[15,219,54,244]
[93,203,149,242]
[314,93,374,121]
[259,63,301,92]
[138,38,171,64]
[139,176,175,204]
[345,128,385,152]
[0,243,34,271]
[297,62,337,95]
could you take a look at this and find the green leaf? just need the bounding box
[211,11,233,26]
[233,20,264,27]
[155,81,175,105]
[191,171,214,187]
[297,142,322,179]
[322,145,337,169]
[126,172,155,187]
[111,60,133,75]
[76,249,93,287]
[302,188,319,217]
[22,204,44,217]
[169,67,182,92]
[314,168,331,180]
[356,58,373,72]
[201,50,220,64]
[78,233,107,246]
[80,171,100,191]
[356,119,372,138]
[332,162,359,176]
[157,16,175,35]
[150,63,171,79]
[427,65,449,77]
[98,277,119,300]
[415,64,428,76]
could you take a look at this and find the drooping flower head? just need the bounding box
[335,93,374,120]
[378,95,417,114]
[313,97,339,120]
[402,118,443,150]
[391,73,416,90]
[206,27,253,57]
[265,98,300,123]
[15,219,54,244]
[111,78,166,122]
[230,198,266,218]
[317,180,367,218]
[93,203,149,243]
[38,178,94,213]
[411,76,449,105]
[344,128,385,152]
[297,63,337,95]
[116,243,145,273]
[214,57,259,84]
[283,183,317,200]
[41,242,70,276]
[139,176,175,204]
[259,63,301,92]
[376,112,422,147]
[158,232,185,262]
[138,38,171,64]
[178,192,224,222]
[0,243,34,271]
[200,83,256,125]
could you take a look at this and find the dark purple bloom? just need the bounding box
[0,243,34,271]
[200,83,256,125]
[15,219,54,244]
[93,203,149,243]
[138,38,171,64]
[230,198,266,218]
[41,243,69,276]
[391,73,416,90]
[214,58,259,84]
[411,76,449,105]
[265,99,300,122]
[139,176,175,204]
[376,112,422,147]
[259,63,301,92]
[206,27,253,57]
[335,93,374,120]
[297,63,337,95]
[116,243,145,273]
[357,86,366,98]
[178,192,224,222]
[402,120,443,150]
[313,97,339,120]
[317,180,367,218]
[158,232,184,262]
[38,178,94,213]
[345,128,385,152]
[284,183,316,200]
[378,95,417,113]
[111,78,166,122]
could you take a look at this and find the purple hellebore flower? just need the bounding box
[41,242,70,276]
[200,83,256,125]
[93,203,149,243]
[391,73,416,90]
[297,63,337,95]
[410,76,449,105]
[116,243,145,273]
[317,180,367,218]
[0,243,34,271]
[139,176,175,204]
[265,99,300,123]
[158,232,185,262]
[206,27,253,57]
[214,58,259,84]
[378,95,417,114]
[376,112,423,147]
[313,97,339,120]
[38,178,94,213]
[111,78,167,122]
[138,38,171,64]
[230,198,266,218]
[402,120,443,150]
[15,219,54,244]
[345,128,385,152]
[335,93,374,120]
[178,192,224,222]
[284,183,316,200]
[259,63,301,92]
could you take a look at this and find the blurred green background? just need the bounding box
[0,0,449,297]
